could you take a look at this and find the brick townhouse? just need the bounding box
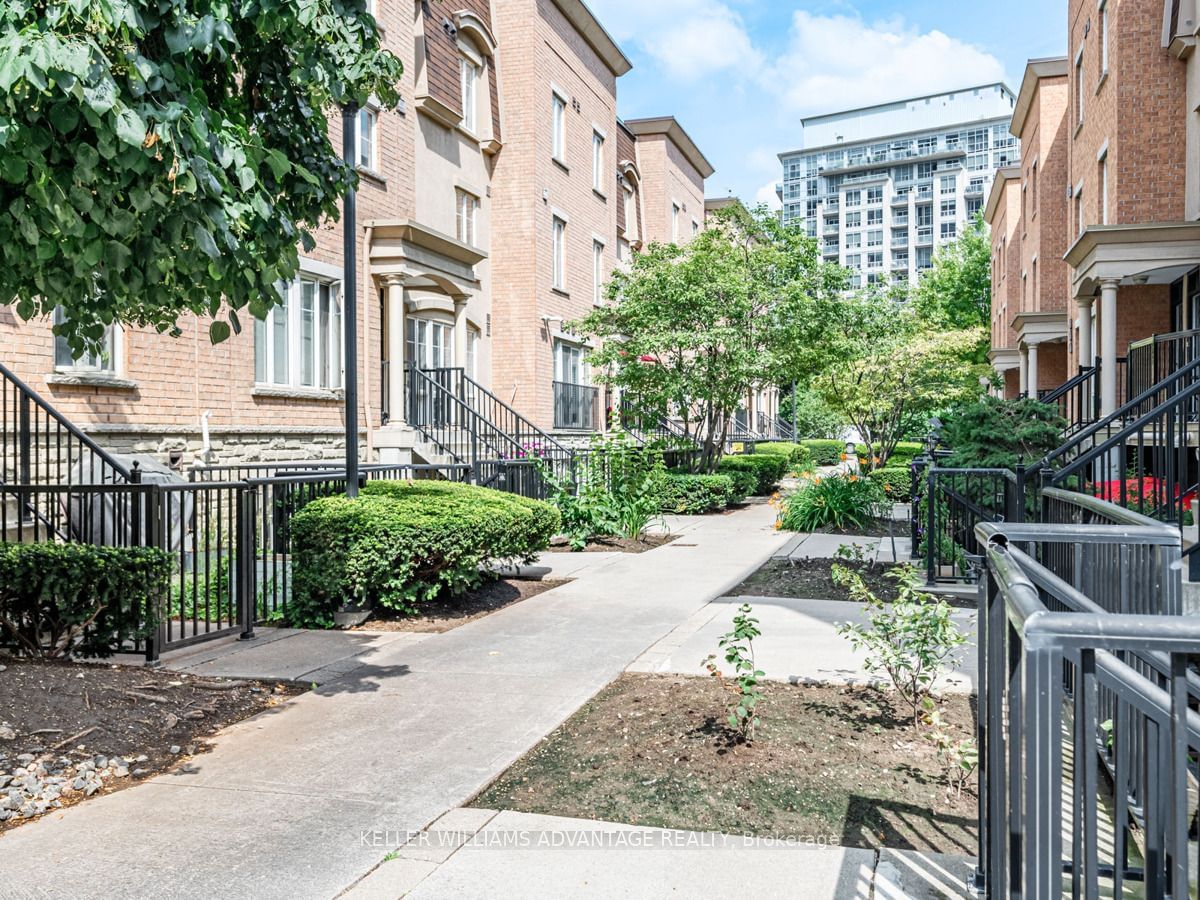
[0,0,717,468]
[989,0,1200,414]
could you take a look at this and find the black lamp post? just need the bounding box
[342,102,360,498]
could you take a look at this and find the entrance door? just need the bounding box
[406,318,455,426]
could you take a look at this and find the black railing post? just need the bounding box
[1011,462,1026,524]
[17,392,30,486]
[238,486,256,641]
[143,482,164,665]
[925,466,937,583]
[910,456,925,560]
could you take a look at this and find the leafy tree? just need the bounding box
[910,213,991,364]
[815,292,989,469]
[777,383,844,440]
[0,0,403,353]
[940,396,1066,469]
[574,205,847,472]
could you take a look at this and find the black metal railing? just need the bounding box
[921,466,1030,583]
[1040,365,1098,434]
[1127,328,1200,403]
[552,381,600,431]
[974,518,1197,899]
[755,412,795,441]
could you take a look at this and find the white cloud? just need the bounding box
[754,179,782,212]
[765,12,1007,116]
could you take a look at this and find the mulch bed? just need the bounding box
[471,674,977,854]
[812,518,899,538]
[729,558,903,603]
[354,577,569,633]
[0,659,301,831]
[544,534,678,554]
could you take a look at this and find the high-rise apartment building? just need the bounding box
[778,84,1019,286]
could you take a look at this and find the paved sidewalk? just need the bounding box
[343,808,975,900]
[0,503,787,900]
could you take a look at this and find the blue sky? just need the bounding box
[591,0,1067,207]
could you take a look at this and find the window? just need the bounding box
[845,232,861,249]
[455,188,479,246]
[866,186,882,205]
[356,107,377,170]
[866,209,882,226]
[867,251,883,268]
[53,308,117,373]
[1098,151,1109,224]
[255,274,342,389]
[1099,0,1109,76]
[592,130,604,193]
[554,340,587,385]
[623,184,639,243]
[1075,49,1085,125]
[940,221,957,240]
[940,200,956,218]
[845,211,862,228]
[916,206,932,227]
[551,91,566,162]
[671,203,680,242]
[592,240,604,305]
[845,190,861,208]
[459,57,479,133]
[845,253,861,268]
[551,216,566,290]
[692,219,700,237]
[466,328,479,379]
[406,318,453,369]
[867,230,883,247]
[1075,186,1084,237]
[917,162,934,179]
[1031,161,1039,211]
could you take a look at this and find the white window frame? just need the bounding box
[1074,46,1085,126]
[255,267,344,390]
[456,187,479,246]
[592,238,605,305]
[1098,144,1109,225]
[1098,0,1109,77]
[406,316,454,369]
[460,55,479,134]
[671,202,680,242]
[53,308,120,375]
[551,214,567,291]
[356,105,378,171]
[591,128,605,193]
[551,88,567,163]
[554,339,588,386]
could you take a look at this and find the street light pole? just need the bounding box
[342,103,360,498]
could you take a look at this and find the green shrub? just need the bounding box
[720,468,756,504]
[754,442,813,471]
[288,481,559,627]
[777,473,885,532]
[718,453,789,495]
[941,396,1066,469]
[658,472,735,514]
[0,543,170,658]
[868,466,914,502]
[800,439,848,466]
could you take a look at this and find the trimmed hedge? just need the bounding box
[288,481,559,627]
[868,466,914,502]
[854,441,923,468]
[719,468,756,504]
[800,439,847,466]
[0,543,170,658]
[754,442,813,469]
[657,472,735,514]
[718,453,789,495]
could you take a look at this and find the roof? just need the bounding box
[984,166,1021,224]
[704,196,749,215]
[1010,57,1069,139]
[551,0,632,76]
[799,82,1015,127]
[623,116,716,179]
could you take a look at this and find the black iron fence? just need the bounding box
[974,518,1196,899]
[552,381,600,431]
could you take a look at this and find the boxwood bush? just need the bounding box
[657,472,736,514]
[801,439,847,466]
[854,441,924,469]
[718,453,789,495]
[868,466,914,502]
[755,442,813,470]
[719,468,755,504]
[288,481,559,627]
[0,543,170,658]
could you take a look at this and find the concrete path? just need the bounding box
[0,503,788,900]
[343,808,976,900]
[628,594,976,691]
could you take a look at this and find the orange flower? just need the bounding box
[773,520,782,530]
[849,475,858,482]
[839,453,848,461]
[813,477,822,485]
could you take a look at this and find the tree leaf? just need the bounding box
[208,320,231,344]
[113,106,147,147]
[193,224,219,258]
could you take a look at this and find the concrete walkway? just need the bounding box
[344,809,976,900]
[0,503,789,900]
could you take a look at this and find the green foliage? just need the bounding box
[778,385,845,440]
[910,213,992,359]
[814,293,990,468]
[800,439,847,466]
[539,430,666,549]
[856,441,923,469]
[834,542,868,564]
[0,542,170,658]
[179,553,231,620]
[754,441,813,471]
[702,603,765,740]
[941,396,1067,469]
[923,701,979,798]
[833,564,968,726]
[657,472,736,514]
[719,467,756,504]
[573,205,848,472]
[288,481,559,627]
[868,466,914,503]
[778,473,884,532]
[0,0,404,354]
[717,453,788,495]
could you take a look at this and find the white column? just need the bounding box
[453,297,468,372]
[1027,342,1039,398]
[1018,346,1029,396]
[1076,296,1094,370]
[385,276,406,425]
[1099,279,1120,416]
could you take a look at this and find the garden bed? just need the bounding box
[471,674,977,854]
[0,659,300,830]
[729,558,902,603]
[544,534,677,554]
[811,518,898,538]
[353,577,568,633]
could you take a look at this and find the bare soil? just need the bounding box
[730,558,903,603]
[813,518,898,538]
[545,534,677,554]
[472,674,977,854]
[0,658,300,831]
[354,577,568,633]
